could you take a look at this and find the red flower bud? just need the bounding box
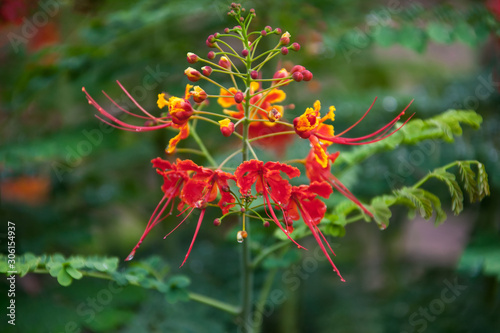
[291,42,300,51]
[224,27,230,33]
[272,68,290,85]
[242,49,249,57]
[281,46,289,55]
[265,25,272,32]
[206,34,216,48]
[251,70,259,79]
[292,72,303,82]
[263,221,270,228]
[202,66,213,76]
[213,218,221,226]
[302,70,313,81]
[187,52,198,64]
[291,65,305,74]
[207,51,215,59]
[275,28,282,34]
[219,56,231,69]
[261,30,267,36]
[280,32,291,45]
[190,86,207,103]
[234,91,244,103]
[219,118,235,137]
[184,67,201,82]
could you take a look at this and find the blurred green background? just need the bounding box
[1,0,499,332]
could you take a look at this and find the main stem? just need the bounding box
[240,24,254,333]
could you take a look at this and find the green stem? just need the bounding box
[239,19,255,333]
[189,292,240,315]
[253,268,278,333]
[190,124,217,167]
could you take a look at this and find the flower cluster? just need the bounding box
[83,3,413,281]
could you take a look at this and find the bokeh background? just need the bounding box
[1,0,499,332]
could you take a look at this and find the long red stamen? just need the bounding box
[125,192,173,261]
[298,203,344,281]
[335,97,377,137]
[101,90,153,120]
[262,188,306,250]
[179,208,206,268]
[164,207,195,239]
[317,100,414,145]
[116,80,159,120]
[326,174,373,218]
[95,115,172,132]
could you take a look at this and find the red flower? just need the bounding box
[305,148,373,217]
[218,83,295,153]
[234,160,305,249]
[126,158,189,261]
[284,182,344,281]
[294,98,414,168]
[126,158,237,267]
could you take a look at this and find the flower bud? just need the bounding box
[214,32,219,38]
[191,86,207,103]
[280,31,291,45]
[281,46,289,55]
[275,28,282,34]
[219,118,235,137]
[272,68,290,85]
[265,25,272,32]
[242,49,249,57]
[251,70,259,79]
[261,30,267,36]
[202,66,213,76]
[291,65,305,74]
[268,108,282,122]
[263,221,270,228]
[184,67,201,82]
[302,70,313,81]
[187,52,198,64]
[213,218,221,226]
[292,71,303,82]
[206,34,216,48]
[291,42,300,51]
[224,27,230,33]
[219,56,231,69]
[234,91,244,104]
[207,51,215,59]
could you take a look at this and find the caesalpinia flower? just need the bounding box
[217,82,294,151]
[234,160,305,249]
[284,181,345,281]
[157,84,195,153]
[126,157,236,267]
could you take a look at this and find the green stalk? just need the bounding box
[190,123,217,167]
[239,16,255,333]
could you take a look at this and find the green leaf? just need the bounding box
[168,275,191,289]
[421,190,447,225]
[395,187,433,220]
[373,26,398,47]
[477,163,490,200]
[454,22,477,46]
[65,265,83,280]
[432,169,464,215]
[426,22,454,44]
[324,224,346,237]
[57,268,73,287]
[457,162,478,202]
[370,196,394,229]
[399,25,427,52]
